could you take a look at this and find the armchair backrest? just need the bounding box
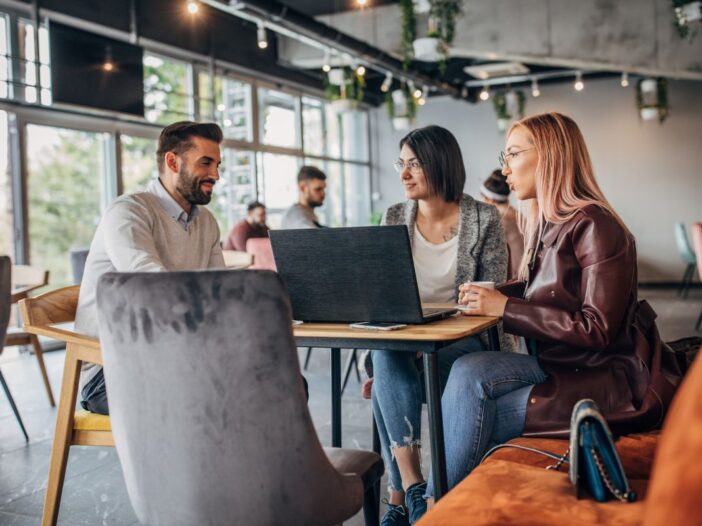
[96,269,361,526]
[246,237,277,271]
[19,285,80,328]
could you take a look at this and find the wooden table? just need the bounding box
[293,310,501,500]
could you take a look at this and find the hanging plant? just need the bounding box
[399,0,417,70]
[429,0,463,45]
[491,90,526,131]
[636,78,668,123]
[386,84,418,131]
[325,67,365,113]
[672,0,701,39]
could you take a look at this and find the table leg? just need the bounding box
[423,353,448,500]
[488,325,501,351]
[331,347,342,447]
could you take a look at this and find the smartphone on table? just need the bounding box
[349,322,408,331]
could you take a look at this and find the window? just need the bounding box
[26,124,107,288]
[341,111,369,162]
[344,163,371,226]
[325,105,341,158]
[144,53,193,124]
[17,18,51,105]
[319,160,344,227]
[302,97,325,156]
[208,149,256,236]
[0,110,13,259]
[257,153,299,228]
[121,135,158,194]
[258,88,300,149]
[198,71,252,141]
[0,14,9,99]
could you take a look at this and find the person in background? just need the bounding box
[223,201,269,251]
[280,166,327,229]
[480,169,524,280]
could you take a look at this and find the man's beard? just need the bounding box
[176,165,215,205]
[308,198,323,208]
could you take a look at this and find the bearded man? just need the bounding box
[75,121,226,415]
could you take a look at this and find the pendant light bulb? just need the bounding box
[574,71,584,91]
[531,78,540,97]
[620,72,629,87]
[257,22,268,50]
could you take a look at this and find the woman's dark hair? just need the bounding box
[399,125,465,203]
[157,121,223,173]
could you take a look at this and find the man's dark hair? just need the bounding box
[297,165,327,183]
[247,201,266,212]
[157,121,223,174]
[399,125,465,203]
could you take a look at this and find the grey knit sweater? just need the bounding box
[383,193,514,351]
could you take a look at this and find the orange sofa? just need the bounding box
[418,351,702,526]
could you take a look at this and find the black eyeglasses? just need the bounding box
[498,148,535,168]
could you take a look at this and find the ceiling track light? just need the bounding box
[322,49,331,73]
[574,71,584,91]
[620,72,629,87]
[257,22,268,50]
[356,64,366,76]
[102,46,114,72]
[479,85,490,101]
[186,1,199,14]
[380,72,393,93]
[531,78,540,97]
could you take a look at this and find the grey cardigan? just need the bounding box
[382,193,514,352]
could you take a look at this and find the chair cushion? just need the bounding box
[73,410,111,431]
[417,459,646,526]
[643,349,702,526]
[325,447,384,491]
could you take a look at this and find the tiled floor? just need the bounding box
[1,288,700,525]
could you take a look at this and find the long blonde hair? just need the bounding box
[510,112,628,280]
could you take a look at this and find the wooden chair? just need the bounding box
[19,285,113,526]
[5,264,55,407]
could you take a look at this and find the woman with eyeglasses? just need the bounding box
[370,125,512,526]
[418,112,676,513]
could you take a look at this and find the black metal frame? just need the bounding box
[295,324,500,501]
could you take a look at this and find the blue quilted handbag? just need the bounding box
[569,399,637,503]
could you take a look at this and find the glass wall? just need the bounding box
[0,110,13,259]
[144,53,193,124]
[26,124,107,287]
[121,135,158,194]
[0,14,9,99]
[257,153,299,228]
[17,18,50,105]
[198,71,252,141]
[209,149,256,234]
[258,87,300,148]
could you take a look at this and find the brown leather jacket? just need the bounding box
[501,205,677,437]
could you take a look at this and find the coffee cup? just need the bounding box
[456,281,495,310]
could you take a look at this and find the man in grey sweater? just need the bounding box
[280,165,327,228]
[75,121,226,415]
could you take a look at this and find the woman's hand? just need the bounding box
[458,284,509,317]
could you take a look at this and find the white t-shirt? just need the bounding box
[412,225,458,303]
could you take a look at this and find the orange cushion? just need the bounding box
[73,410,111,432]
[417,460,646,526]
[643,350,702,526]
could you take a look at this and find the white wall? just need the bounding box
[369,77,702,282]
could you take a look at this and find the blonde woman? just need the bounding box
[421,112,677,506]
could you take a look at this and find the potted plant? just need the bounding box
[399,0,417,69]
[325,68,365,113]
[492,90,525,131]
[413,17,446,61]
[387,85,417,131]
[673,0,701,39]
[636,78,668,123]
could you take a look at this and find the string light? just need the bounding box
[380,72,393,93]
[257,22,268,49]
[574,71,584,91]
[186,1,199,14]
[322,49,331,73]
[479,85,490,101]
[531,78,540,97]
[620,72,629,87]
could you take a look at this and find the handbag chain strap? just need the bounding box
[590,447,634,503]
[545,447,570,471]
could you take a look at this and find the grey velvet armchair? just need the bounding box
[96,269,383,526]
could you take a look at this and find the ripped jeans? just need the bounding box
[371,336,484,492]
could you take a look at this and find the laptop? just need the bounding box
[269,225,457,324]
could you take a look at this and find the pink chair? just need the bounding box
[246,238,277,271]
[692,223,702,330]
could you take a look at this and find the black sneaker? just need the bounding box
[380,499,409,526]
[404,481,428,524]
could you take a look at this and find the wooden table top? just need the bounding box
[293,306,499,342]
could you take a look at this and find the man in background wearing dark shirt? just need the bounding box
[223,201,269,251]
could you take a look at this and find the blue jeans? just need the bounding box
[371,336,485,492]
[425,351,546,497]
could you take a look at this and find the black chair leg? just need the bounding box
[680,264,694,298]
[696,308,702,331]
[302,347,313,371]
[362,485,380,526]
[0,369,29,442]
[341,349,358,395]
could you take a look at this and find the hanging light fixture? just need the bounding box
[102,46,114,72]
[322,49,331,73]
[357,0,368,7]
[531,78,540,97]
[479,85,490,101]
[620,72,629,87]
[380,72,393,93]
[356,64,366,76]
[574,71,584,91]
[186,1,199,14]
[257,22,268,49]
